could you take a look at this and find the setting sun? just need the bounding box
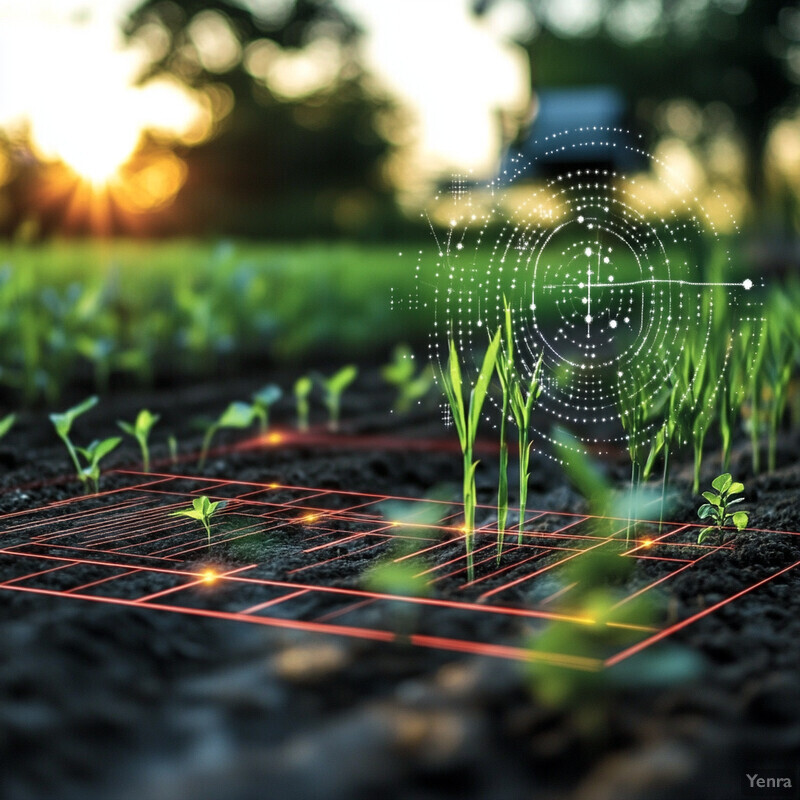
[0,2,208,200]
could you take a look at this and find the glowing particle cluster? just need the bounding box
[410,127,765,458]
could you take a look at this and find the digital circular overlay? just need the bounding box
[409,127,765,459]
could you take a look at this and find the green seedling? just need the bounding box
[294,376,313,431]
[199,401,256,468]
[50,396,118,492]
[75,437,122,494]
[440,329,501,582]
[251,384,282,434]
[118,409,160,472]
[381,344,434,412]
[763,315,795,473]
[50,396,99,480]
[697,472,749,544]
[507,349,543,549]
[495,302,544,553]
[494,324,512,563]
[170,495,227,547]
[0,412,16,441]
[320,365,358,431]
[168,434,179,466]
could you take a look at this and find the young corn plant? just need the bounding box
[510,354,543,546]
[495,307,544,551]
[118,409,160,473]
[320,365,358,431]
[718,326,753,474]
[763,314,795,473]
[170,495,227,548]
[697,473,749,544]
[746,322,768,474]
[294,376,313,431]
[199,401,256,468]
[493,308,513,563]
[681,341,716,494]
[251,384,282,434]
[440,329,501,582]
[381,344,434,412]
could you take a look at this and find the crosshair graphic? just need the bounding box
[411,127,765,456]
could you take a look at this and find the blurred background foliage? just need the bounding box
[1,0,798,239]
[0,0,799,403]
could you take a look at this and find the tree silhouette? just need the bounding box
[123,0,396,236]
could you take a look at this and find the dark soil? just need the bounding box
[1,373,799,800]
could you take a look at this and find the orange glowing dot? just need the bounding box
[269,483,279,489]
[643,539,653,548]
[303,514,318,523]
[267,432,283,444]
[202,569,217,584]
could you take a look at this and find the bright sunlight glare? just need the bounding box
[0,2,205,186]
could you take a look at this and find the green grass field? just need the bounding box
[0,239,435,404]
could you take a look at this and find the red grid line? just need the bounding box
[1,469,797,668]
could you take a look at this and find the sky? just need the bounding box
[0,0,531,185]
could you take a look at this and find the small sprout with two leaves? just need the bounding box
[252,384,282,434]
[75,437,122,494]
[199,401,256,468]
[50,396,120,493]
[320,365,358,431]
[697,473,749,544]
[381,344,434,413]
[117,409,160,472]
[294,376,313,431]
[170,495,227,547]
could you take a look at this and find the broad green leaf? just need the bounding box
[49,412,71,438]
[207,500,226,516]
[0,413,15,439]
[294,376,312,398]
[68,395,99,420]
[117,421,136,436]
[218,401,256,429]
[697,526,714,544]
[727,482,744,496]
[697,503,715,519]
[467,328,501,438]
[253,384,282,407]
[171,509,204,521]
[702,491,721,506]
[92,437,121,462]
[731,511,749,530]
[50,395,98,437]
[135,409,159,436]
[192,496,207,513]
[711,473,732,493]
[326,365,358,395]
[445,339,466,443]
[381,345,415,384]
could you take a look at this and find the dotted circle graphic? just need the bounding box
[411,128,764,458]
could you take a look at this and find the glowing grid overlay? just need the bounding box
[1,470,798,671]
